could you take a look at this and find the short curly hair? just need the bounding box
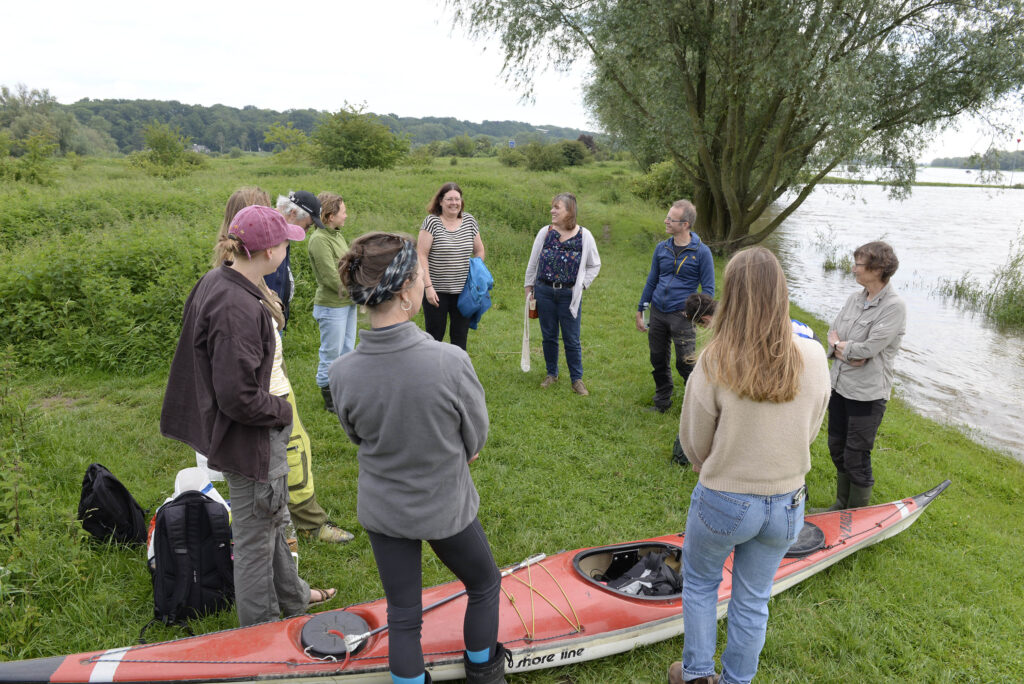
[854,241,900,283]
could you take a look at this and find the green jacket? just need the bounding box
[307,227,352,308]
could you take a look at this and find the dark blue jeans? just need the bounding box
[535,282,583,381]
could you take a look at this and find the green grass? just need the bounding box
[2,156,1023,681]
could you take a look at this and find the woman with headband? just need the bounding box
[327,233,506,684]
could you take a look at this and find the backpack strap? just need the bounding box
[204,500,234,588]
[162,500,194,625]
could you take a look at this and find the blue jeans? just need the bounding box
[682,482,804,684]
[313,304,357,388]
[534,282,582,381]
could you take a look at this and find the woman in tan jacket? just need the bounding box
[671,247,830,684]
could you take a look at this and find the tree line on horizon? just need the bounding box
[0,84,595,157]
[930,149,1024,171]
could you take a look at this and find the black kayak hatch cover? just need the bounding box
[784,521,825,558]
[301,611,372,658]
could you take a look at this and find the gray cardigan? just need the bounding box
[328,322,488,539]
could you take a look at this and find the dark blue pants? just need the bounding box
[535,282,583,381]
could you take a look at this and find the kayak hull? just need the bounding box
[0,480,950,683]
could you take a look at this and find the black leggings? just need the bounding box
[367,518,501,678]
[422,291,471,350]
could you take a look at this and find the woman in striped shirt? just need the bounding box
[417,182,486,350]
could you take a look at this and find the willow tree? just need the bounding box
[451,0,1024,251]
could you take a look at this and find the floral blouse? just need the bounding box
[538,228,583,285]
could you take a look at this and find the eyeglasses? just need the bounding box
[854,262,868,268]
[665,218,688,224]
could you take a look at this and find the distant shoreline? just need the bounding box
[819,175,1022,189]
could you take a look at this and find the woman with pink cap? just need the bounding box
[161,205,336,627]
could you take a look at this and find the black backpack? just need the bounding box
[141,490,234,640]
[77,463,148,546]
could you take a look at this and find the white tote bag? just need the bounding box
[520,296,531,372]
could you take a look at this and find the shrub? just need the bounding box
[264,122,311,162]
[7,133,59,185]
[523,142,565,171]
[630,160,693,204]
[497,146,526,167]
[129,122,206,178]
[312,105,409,170]
[404,146,435,168]
[0,221,209,374]
[559,140,589,167]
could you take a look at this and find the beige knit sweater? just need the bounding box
[679,337,831,495]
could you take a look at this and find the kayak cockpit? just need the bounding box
[573,542,683,600]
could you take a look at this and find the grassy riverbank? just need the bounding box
[2,157,1022,681]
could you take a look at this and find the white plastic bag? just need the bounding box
[521,296,531,372]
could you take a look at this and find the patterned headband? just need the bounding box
[351,240,418,308]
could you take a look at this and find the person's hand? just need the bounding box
[846,358,867,367]
[525,286,534,302]
[468,453,480,464]
[827,330,840,346]
[425,284,439,307]
[691,464,701,473]
[635,311,647,332]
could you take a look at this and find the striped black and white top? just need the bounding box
[420,213,479,293]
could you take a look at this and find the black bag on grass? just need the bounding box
[78,463,148,546]
[141,490,234,640]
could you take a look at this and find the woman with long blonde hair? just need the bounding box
[670,247,830,684]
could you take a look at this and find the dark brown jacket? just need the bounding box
[160,266,291,482]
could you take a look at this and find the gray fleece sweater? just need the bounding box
[328,322,488,539]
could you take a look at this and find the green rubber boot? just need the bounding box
[810,473,851,513]
[847,483,873,508]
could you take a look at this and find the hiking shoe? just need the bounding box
[645,403,670,413]
[540,375,558,389]
[302,522,354,544]
[571,379,589,396]
[668,663,718,684]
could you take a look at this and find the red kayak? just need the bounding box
[0,480,950,683]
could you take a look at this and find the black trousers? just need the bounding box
[366,518,501,678]
[648,306,696,408]
[827,390,888,487]
[422,291,471,350]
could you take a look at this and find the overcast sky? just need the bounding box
[2,0,1018,161]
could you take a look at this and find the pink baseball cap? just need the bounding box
[228,205,306,255]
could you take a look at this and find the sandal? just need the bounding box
[309,587,337,607]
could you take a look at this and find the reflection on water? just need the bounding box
[761,176,1024,461]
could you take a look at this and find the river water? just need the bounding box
[760,167,1024,461]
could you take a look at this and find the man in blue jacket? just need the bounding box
[635,200,715,413]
